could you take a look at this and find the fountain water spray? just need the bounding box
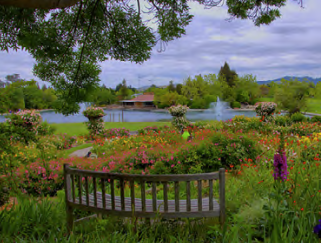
[208,97,230,117]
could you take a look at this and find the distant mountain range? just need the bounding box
[257,76,321,85]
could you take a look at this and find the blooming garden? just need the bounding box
[0,106,321,242]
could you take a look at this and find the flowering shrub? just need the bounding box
[255,102,277,122]
[83,107,105,118]
[85,118,105,137]
[37,121,56,136]
[6,110,42,132]
[83,107,106,137]
[168,105,190,131]
[168,105,189,117]
[15,157,118,196]
[102,128,130,138]
[137,125,171,135]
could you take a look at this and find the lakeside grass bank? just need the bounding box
[52,122,171,136]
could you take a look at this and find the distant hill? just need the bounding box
[257,76,321,85]
[137,83,180,91]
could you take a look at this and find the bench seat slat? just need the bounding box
[74,192,219,213]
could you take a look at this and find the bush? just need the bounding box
[5,110,42,133]
[37,121,56,136]
[0,122,37,144]
[0,176,9,206]
[231,101,241,108]
[194,121,208,129]
[274,115,292,126]
[291,112,307,123]
[311,115,321,123]
[255,102,277,122]
[102,128,130,138]
[16,162,64,196]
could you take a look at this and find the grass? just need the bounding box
[306,98,321,114]
[58,143,93,158]
[257,97,274,102]
[52,122,171,136]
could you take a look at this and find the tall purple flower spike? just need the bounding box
[273,152,289,181]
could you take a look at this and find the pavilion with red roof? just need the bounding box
[120,93,156,108]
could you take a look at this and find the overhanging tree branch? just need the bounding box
[0,0,81,9]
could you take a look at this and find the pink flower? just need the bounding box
[171,164,175,168]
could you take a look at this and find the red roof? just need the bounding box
[130,94,154,102]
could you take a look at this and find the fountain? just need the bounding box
[208,97,230,117]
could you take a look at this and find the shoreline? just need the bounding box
[0,108,54,116]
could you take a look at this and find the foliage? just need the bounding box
[168,104,189,117]
[83,107,105,118]
[255,102,277,122]
[219,62,238,87]
[290,112,307,123]
[37,121,56,136]
[0,78,57,113]
[311,115,321,123]
[275,79,310,115]
[6,109,42,132]
[137,125,170,135]
[168,105,190,131]
[274,115,292,127]
[231,101,241,108]
[83,107,105,137]
[0,176,9,206]
[102,128,130,138]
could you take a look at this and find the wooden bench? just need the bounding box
[64,164,226,232]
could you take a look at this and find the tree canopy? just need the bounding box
[0,0,304,114]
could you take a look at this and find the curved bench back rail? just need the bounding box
[64,164,225,224]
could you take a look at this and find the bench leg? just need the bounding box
[66,205,74,234]
[219,213,225,226]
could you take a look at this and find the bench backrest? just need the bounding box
[64,164,225,216]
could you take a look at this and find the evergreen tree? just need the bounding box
[176,84,183,95]
[120,79,130,98]
[219,62,238,87]
[167,80,176,92]
[115,83,123,92]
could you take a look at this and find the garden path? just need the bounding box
[68,131,138,157]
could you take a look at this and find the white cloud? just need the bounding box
[1,0,321,88]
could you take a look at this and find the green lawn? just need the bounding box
[52,122,171,136]
[306,98,321,114]
[58,143,93,158]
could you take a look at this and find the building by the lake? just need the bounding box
[120,93,156,108]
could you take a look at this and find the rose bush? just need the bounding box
[168,105,190,131]
[83,107,106,137]
[255,102,277,122]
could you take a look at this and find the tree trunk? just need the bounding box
[0,0,81,9]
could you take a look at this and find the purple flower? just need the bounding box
[314,220,321,238]
[273,152,289,181]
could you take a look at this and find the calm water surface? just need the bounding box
[0,109,257,123]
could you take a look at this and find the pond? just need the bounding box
[0,109,258,124]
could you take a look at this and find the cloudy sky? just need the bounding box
[0,0,320,88]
